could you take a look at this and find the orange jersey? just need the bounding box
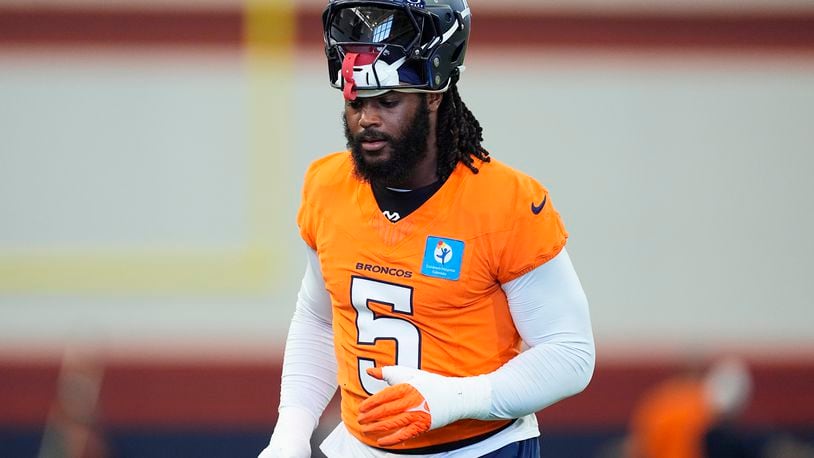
[297,152,567,451]
[629,377,715,458]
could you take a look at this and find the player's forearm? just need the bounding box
[261,249,337,457]
[278,247,338,421]
[485,336,594,419]
[278,303,338,418]
[488,248,595,419]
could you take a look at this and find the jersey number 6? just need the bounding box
[351,276,421,395]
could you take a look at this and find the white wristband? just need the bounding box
[271,406,318,440]
[411,373,493,429]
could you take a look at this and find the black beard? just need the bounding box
[344,98,430,186]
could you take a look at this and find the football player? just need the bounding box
[259,0,595,456]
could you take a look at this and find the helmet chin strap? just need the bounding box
[342,52,360,101]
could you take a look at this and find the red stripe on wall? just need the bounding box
[298,10,814,52]
[0,8,242,48]
[470,13,814,51]
[2,7,814,51]
[99,362,282,428]
[2,358,812,429]
[0,362,59,426]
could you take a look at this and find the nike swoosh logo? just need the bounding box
[531,195,547,215]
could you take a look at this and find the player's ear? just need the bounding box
[426,92,443,112]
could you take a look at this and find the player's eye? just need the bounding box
[379,99,398,108]
[346,100,363,110]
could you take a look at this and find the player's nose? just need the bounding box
[358,104,381,129]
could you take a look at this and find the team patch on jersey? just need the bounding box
[421,236,464,281]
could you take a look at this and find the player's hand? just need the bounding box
[357,366,492,447]
[358,367,432,446]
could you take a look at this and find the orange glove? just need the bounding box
[357,366,493,447]
[358,368,432,446]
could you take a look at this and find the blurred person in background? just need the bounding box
[626,358,753,458]
[38,349,108,458]
[258,0,595,456]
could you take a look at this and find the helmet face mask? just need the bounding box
[323,0,471,99]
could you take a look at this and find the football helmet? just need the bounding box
[322,0,471,100]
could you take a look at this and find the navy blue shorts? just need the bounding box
[480,437,540,457]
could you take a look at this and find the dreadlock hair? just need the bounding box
[435,72,491,181]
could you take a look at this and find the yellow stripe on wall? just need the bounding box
[245,0,294,258]
[0,249,276,294]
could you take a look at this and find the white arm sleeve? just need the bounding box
[486,248,595,419]
[276,247,338,426]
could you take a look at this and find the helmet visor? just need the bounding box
[327,5,424,49]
